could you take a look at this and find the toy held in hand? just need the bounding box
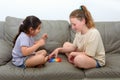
[49,57,62,62]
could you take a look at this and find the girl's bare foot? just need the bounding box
[37,64,43,68]
[45,56,49,62]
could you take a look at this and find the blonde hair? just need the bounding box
[69,5,95,28]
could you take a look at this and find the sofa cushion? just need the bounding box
[0,61,24,80]
[0,55,85,80]
[0,39,12,65]
[0,21,5,39]
[95,22,120,54]
[35,20,70,53]
[85,53,120,78]
[4,16,70,53]
[4,16,23,46]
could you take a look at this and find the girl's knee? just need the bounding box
[63,42,72,47]
[41,50,47,53]
[38,55,46,64]
[41,50,47,55]
[74,54,85,61]
[74,55,82,64]
[73,55,86,68]
[37,50,47,56]
[73,54,96,69]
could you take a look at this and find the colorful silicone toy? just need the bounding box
[49,57,62,62]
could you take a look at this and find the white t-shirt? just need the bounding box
[12,32,34,66]
[73,28,105,66]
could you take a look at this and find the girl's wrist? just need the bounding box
[57,47,62,52]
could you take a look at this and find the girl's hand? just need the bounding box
[49,48,60,59]
[38,38,46,46]
[68,52,75,64]
[37,33,48,46]
[68,52,80,64]
[42,33,48,40]
[34,33,48,45]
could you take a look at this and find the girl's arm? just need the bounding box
[49,44,76,58]
[21,38,46,56]
[58,46,76,53]
[22,33,48,56]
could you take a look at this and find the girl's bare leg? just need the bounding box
[63,42,73,57]
[36,50,47,56]
[25,50,48,68]
[73,53,96,69]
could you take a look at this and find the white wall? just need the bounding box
[0,0,120,21]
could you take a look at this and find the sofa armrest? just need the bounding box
[0,39,12,66]
[0,21,5,39]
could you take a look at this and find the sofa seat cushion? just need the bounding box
[0,62,24,80]
[0,55,85,80]
[84,53,120,78]
[0,39,12,65]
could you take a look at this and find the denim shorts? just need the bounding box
[18,54,35,68]
[18,57,28,68]
[96,59,101,68]
[18,63,26,68]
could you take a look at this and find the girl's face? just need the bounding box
[29,24,41,36]
[70,18,85,32]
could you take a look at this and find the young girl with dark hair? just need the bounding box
[12,16,48,68]
[49,5,105,69]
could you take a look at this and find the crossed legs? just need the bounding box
[63,42,96,69]
[25,50,48,68]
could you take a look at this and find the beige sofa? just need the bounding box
[0,16,120,80]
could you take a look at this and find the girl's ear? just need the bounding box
[81,18,86,24]
[29,27,34,33]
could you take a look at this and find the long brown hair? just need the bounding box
[70,5,95,28]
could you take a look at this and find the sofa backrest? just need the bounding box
[0,21,5,39]
[34,20,70,53]
[95,22,120,54]
[4,16,23,45]
[4,16,70,53]
[70,22,120,54]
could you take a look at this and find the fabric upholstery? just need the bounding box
[4,16,23,46]
[0,55,85,80]
[0,21,5,39]
[85,54,120,78]
[95,22,120,54]
[0,39,12,65]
